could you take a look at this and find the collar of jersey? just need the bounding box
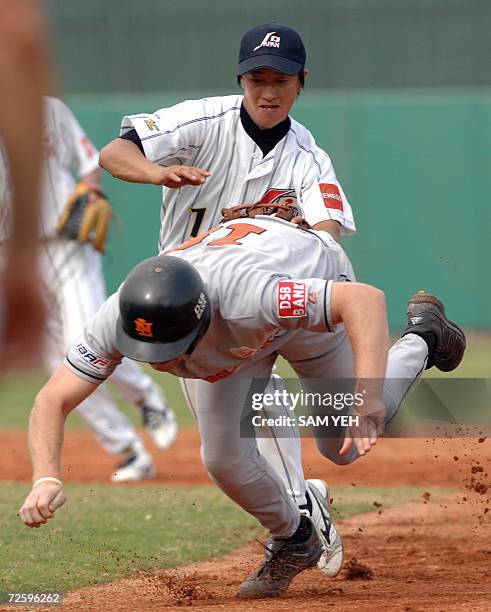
[240,104,291,157]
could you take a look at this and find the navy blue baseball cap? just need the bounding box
[237,23,306,76]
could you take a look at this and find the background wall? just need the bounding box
[42,1,491,329]
[46,0,491,92]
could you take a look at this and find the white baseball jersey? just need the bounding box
[0,97,99,242]
[121,95,356,252]
[65,216,355,384]
[39,97,100,238]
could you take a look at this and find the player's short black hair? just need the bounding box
[237,69,305,87]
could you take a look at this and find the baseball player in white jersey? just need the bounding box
[18,214,465,598]
[98,23,354,562]
[0,97,178,481]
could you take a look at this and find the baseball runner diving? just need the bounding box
[96,21,466,586]
[19,213,466,598]
[98,22,356,573]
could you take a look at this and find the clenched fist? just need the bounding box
[19,482,66,528]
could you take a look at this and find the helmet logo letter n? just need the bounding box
[134,318,154,337]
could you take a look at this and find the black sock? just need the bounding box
[290,515,312,543]
[409,330,437,365]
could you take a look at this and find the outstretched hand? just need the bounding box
[339,398,386,458]
[19,483,66,528]
[150,165,210,189]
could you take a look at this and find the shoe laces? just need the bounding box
[253,538,289,578]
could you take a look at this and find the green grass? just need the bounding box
[0,483,449,593]
[0,366,193,430]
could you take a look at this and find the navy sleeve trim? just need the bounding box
[322,282,331,332]
[119,128,145,155]
[66,356,108,382]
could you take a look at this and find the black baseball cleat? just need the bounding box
[238,515,322,599]
[403,291,466,371]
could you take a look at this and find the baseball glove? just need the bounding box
[56,183,112,253]
[220,201,311,229]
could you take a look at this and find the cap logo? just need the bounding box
[253,31,281,52]
[134,318,154,337]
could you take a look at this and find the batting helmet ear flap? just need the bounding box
[115,255,210,363]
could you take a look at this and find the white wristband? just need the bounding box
[32,477,63,489]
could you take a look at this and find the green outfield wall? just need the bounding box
[67,89,491,329]
[46,0,491,93]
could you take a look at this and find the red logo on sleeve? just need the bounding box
[319,183,343,211]
[277,281,307,318]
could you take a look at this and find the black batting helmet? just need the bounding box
[115,255,210,362]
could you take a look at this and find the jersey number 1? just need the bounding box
[189,208,206,237]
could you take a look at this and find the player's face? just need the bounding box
[241,68,304,129]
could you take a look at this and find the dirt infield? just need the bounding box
[1,429,489,488]
[2,430,490,610]
[61,499,491,611]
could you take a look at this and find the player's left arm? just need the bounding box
[264,277,388,455]
[330,282,389,456]
[298,148,356,243]
[312,219,341,242]
[330,282,389,380]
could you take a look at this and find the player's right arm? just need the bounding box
[19,292,123,527]
[99,137,209,187]
[19,365,99,528]
[99,98,216,188]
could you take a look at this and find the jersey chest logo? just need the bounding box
[259,189,300,218]
[260,188,297,206]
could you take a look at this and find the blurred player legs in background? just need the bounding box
[0,0,52,370]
